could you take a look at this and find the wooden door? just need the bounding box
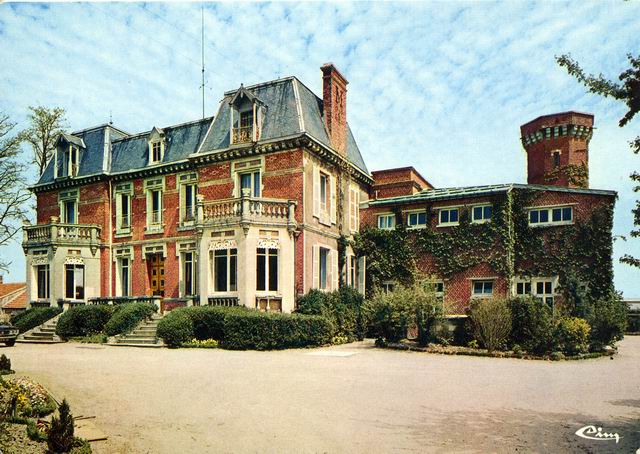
[148,254,165,297]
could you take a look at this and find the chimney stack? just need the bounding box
[321,63,348,156]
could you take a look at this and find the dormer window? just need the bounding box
[229,85,265,145]
[148,127,165,165]
[68,145,79,177]
[54,134,85,179]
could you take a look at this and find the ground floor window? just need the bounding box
[472,280,493,297]
[182,252,196,296]
[65,264,85,300]
[36,264,50,299]
[535,280,554,309]
[382,280,395,293]
[118,258,130,297]
[515,281,532,296]
[514,278,555,309]
[319,247,330,290]
[211,249,237,292]
[256,248,278,292]
[348,255,357,287]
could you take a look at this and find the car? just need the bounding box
[0,323,19,346]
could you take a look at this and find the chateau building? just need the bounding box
[23,66,616,315]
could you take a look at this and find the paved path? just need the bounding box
[4,338,640,453]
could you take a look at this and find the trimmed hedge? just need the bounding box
[104,302,157,336]
[11,307,62,333]
[508,297,554,354]
[221,311,332,350]
[157,306,332,350]
[56,305,115,339]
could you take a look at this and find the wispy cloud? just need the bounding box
[1,1,639,294]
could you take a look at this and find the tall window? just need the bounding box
[183,252,196,296]
[240,110,253,129]
[319,173,329,212]
[239,171,261,197]
[65,264,85,300]
[552,151,561,168]
[119,193,130,229]
[349,186,360,233]
[119,258,130,297]
[256,248,278,292]
[68,146,79,177]
[212,249,237,292]
[150,190,162,226]
[151,142,162,163]
[63,200,77,224]
[184,184,197,221]
[36,264,50,299]
[319,247,329,290]
[349,255,357,287]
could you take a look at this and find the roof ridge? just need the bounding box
[223,76,295,96]
[112,116,213,143]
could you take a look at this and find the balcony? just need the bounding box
[200,192,297,233]
[232,126,253,144]
[23,221,101,252]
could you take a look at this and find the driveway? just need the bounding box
[5,338,640,453]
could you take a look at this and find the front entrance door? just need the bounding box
[148,254,165,297]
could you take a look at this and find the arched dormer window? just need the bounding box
[229,85,266,145]
[148,127,165,165]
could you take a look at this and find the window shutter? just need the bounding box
[313,165,320,218]
[312,245,319,289]
[330,249,338,291]
[357,256,366,295]
[330,174,337,225]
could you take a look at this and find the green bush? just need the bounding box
[553,317,590,355]
[587,292,627,349]
[0,354,11,372]
[56,305,115,339]
[296,287,367,341]
[104,302,156,336]
[48,399,75,454]
[156,310,194,348]
[364,279,443,345]
[11,307,62,333]
[508,297,555,354]
[469,298,512,353]
[221,311,332,350]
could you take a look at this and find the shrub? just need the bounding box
[26,419,47,442]
[156,310,194,348]
[221,311,332,350]
[48,399,74,454]
[587,292,627,349]
[469,298,512,353]
[553,317,590,355]
[0,354,11,373]
[11,307,62,333]
[56,305,115,339]
[508,297,555,354]
[104,302,156,336]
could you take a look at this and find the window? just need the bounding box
[183,184,197,221]
[349,186,360,233]
[407,211,427,229]
[313,165,335,225]
[256,248,278,292]
[319,173,329,213]
[535,280,555,309]
[65,264,85,300]
[319,247,329,290]
[118,258,130,297]
[212,249,237,292]
[62,200,77,224]
[183,252,196,297]
[119,193,131,230]
[348,255,357,287]
[377,214,395,230]
[239,170,261,197]
[529,206,573,226]
[67,146,79,177]
[472,280,493,297]
[382,281,395,293]
[472,205,493,223]
[36,264,50,299]
[515,281,532,296]
[438,208,459,226]
[240,110,253,129]
[150,190,162,225]
[150,142,162,163]
[552,151,561,168]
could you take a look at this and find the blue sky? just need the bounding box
[1,1,639,296]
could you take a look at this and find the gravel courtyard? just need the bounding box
[5,337,640,453]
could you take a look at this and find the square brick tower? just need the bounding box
[520,111,593,188]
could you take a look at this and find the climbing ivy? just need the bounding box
[353,190,615,302]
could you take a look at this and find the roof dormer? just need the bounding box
[229,85,266,145]
[54,133,85,179]
[148,126,165,165]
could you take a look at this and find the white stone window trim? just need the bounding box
[527,205,575,228]
[232,157,264,198]
[349,184,360,233]
[404,209,428,229]
[114,183,133,235]
[144,177,165,233]
[58,189,80,225]
[437,206,460,228]
[147,127,165,166]
[178,172,198,228]
[312,162,336,226]
[312,244,338,292]
[209,247,238,295]
[471,278,495,299]
[471,203,493,224]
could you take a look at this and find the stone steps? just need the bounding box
[17,315,64,344]
[108,315,164,348]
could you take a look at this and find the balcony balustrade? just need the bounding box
[23,221,101,250]
[232,126,253,144]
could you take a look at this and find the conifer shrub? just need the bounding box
[47,399,74,453]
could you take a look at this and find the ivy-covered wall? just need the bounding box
[354,188,615,313]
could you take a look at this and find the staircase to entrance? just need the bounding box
[17,314,64,344]
[109,313,164,347]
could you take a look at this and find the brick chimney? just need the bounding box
[321,63,348,156]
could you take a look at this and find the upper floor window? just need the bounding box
[144,177,164,232]
[472,205,493,224]
[114,183,133,234]
[407,211,427,229]
[438,208,459,227]
[67,145,79,177]
[472,280,493,298]
[233,159,263,198]
[313,164,336,226]
[377,213,395,230]
[349,185,360,233]
[240,170,261,197]
[552,151,561,168]
[151,142,162,163]
[148,127,165,165]
[230,85,264,144]
[179,173,198,225]
[528,206,573,227]
[58,189,79,225]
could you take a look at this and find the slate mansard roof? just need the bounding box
[35,76,369,187]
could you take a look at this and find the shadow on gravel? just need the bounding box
[369,408,640,453]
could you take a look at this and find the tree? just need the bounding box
[0,113,30,273]
[47,399,75,453]
[557,54,640,268]
[20,106,67,176]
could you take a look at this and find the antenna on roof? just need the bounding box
[200,2,205,119]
